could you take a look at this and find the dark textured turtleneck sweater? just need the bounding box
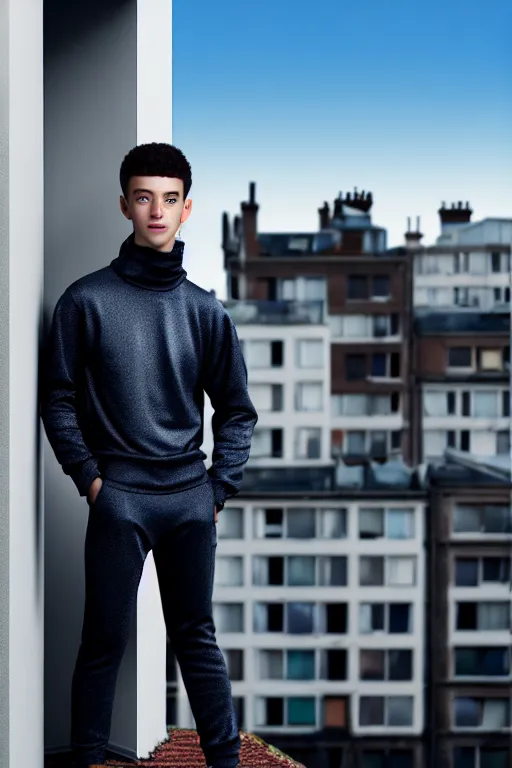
[40,232,258,511]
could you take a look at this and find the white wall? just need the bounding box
[0,1,45,767]
[43,0,171,760]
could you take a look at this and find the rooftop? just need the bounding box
[44,729,306,768]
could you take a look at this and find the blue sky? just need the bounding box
[173,0,512,298]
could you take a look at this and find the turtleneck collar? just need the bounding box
[110,231,188,291]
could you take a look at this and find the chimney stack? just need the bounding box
[318,201,330,229]
[404,215,423,249]
[438,200,472,231]
[240,181,260,258]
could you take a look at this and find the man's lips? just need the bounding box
[148,224,166,229]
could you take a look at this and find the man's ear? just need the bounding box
[120,195,131,220]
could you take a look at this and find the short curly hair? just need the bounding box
[119,142,192,200]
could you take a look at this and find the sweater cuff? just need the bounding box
[208,477,228,511]
[65,457,101,497]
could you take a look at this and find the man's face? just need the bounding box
[120,176,192,252]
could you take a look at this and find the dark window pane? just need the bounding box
[483,557,510,582]
[453,747,476,768]
[326,649,347,681]
[360,650,385,680]
[456,602,477,630]
[455,558,478,586]
[372,275,390,298]
[266,697,283,725]
[271,340,283,366]
[371,353,387,377]
[326,603,347,634]
[460,430,470,451]
[389,603,411,633]
[449,347,472,367]
[388,751,414,768]
[347,275,368,299]
[359,696,384,726]
[346,354,366,380]
[388,649,412,680]
[480,748,510,768]
[447,391,456,414]
[287,602,314,634]
[454,697,480,727]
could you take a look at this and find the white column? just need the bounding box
[0,1,45,767]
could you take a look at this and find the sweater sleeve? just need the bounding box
[39,285,101,497]
[203,303,258,510]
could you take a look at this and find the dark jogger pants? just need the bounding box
[70,476,240,768]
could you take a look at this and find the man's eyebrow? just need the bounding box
[132,188,181,196]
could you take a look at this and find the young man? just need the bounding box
[40,142,258,768]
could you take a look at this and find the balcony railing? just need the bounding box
[223,299,325,325]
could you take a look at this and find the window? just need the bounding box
[319,508,347,538]
[287,602,315,634]
[318,557,347,586]
[295,382,323,411]
[454,557,511,586]
[296,339,323,368]
[359,649,412,681]
[359,603,412,634]
[361,751,414,768]
[258,649,316,680]
[255,696,317,726]
[347,275,369,300]
[454,697,510,729]
[287,508,316,538]
[371,352,400,378]
[360,556,384,586]
[333,392,399,416]
[324,696,349,727]
[359,507,415,539]
[448,347,472,368]
[496,430,510,455]
[473,390,499,418]
[246,340,283,368]
[359,557,415,586]
[454,647,510,677]
[453,504,512,534]
[213,603,244,633]
[478,348,502,371]
[253,602,284,632]
[359,696,413,727]
[371,275,390,299]
[455,602,510,631]
[251,427,283,458]
[321,649,348,681]
[295,427,321,458]
[324,603,348,634]
[217,507,244,539]
[491,251,502,273]
[287,650,315,680]
[346,353,366,380]
[454,746,510,768]
[387,557,416,586]
[215,556,244,587]
[222,649,244,680]
[453,251,470,273]
[250,383,283,412]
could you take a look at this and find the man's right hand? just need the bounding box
[87,476,103,505]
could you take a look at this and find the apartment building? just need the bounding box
[427,450,512,768]
[222,183,414,465]
[401,204,511,311]
[413,310,510,463]
[175,458,426,768]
